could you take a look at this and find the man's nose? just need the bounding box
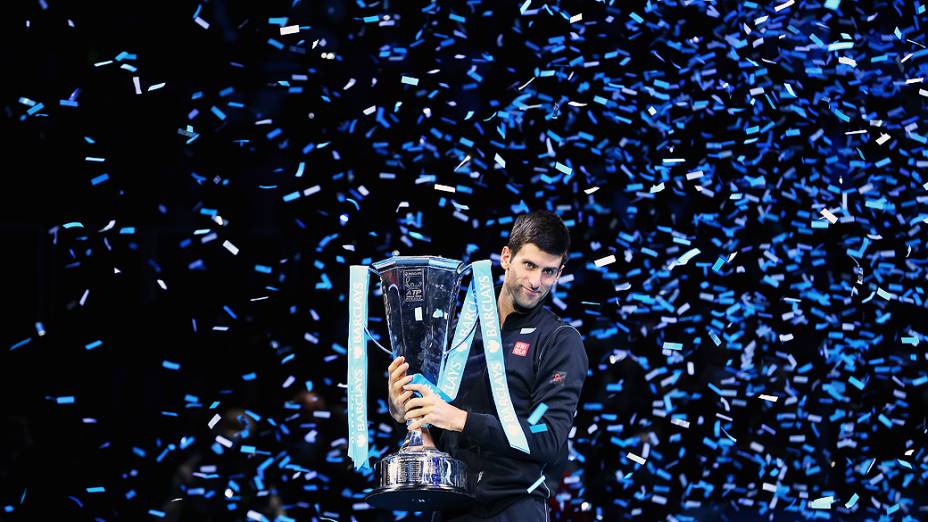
[528,272,543,288]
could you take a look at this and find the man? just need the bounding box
[386,210,589,521]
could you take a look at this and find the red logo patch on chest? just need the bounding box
[512,341,530,357]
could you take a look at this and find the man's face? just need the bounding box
[500,243,564,310]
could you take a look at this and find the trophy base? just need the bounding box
[366,484,474,511]
[367,447,474,512]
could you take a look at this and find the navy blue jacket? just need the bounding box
[434,289,588,517]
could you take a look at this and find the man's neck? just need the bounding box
[497,286,515,327]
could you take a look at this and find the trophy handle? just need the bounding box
[362,266,395,356]
[364,326,394,356]
[444,261,479,357]
[446,323,478,355]
[455,261,473,277]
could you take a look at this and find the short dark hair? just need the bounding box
[507,210,570,264]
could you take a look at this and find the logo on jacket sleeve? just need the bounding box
[512,341,530,357]
[550,371,567,384]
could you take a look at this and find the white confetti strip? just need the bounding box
[810,496,834,509]
[526,474,546,493]
[627,452,647,465]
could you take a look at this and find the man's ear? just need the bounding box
[500,246,511,270]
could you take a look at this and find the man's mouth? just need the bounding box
[523,286,541,297]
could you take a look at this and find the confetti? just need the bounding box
[527,403,548,425]
[9,1,928,519]
[809,496,835,509]
[626,452,646,466]
[526,475,546,493]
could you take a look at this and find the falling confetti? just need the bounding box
[3,0,927,520]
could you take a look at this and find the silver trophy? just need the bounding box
[363,256,476,511]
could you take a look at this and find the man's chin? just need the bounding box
[514,296,541,311]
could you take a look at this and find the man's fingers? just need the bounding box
[403,383,433,397]
[396,390,413,404]
[389,376,409,401]
[404,402,432,418]
[389,363,409,383]
[404,406,430,421]
[392,375,413,393]
[387,356,406,374]
[408,413,431,431]
[405,397,427,410]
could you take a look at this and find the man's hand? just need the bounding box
[387,356,414,423]
[403,383,468,432]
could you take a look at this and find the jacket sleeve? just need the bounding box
[461,325,588,463]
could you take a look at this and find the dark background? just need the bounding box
[2,0,927,520]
